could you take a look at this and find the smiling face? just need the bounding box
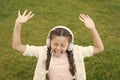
[51,36,70,57]
[48,27,72,57]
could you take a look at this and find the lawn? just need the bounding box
[0,0,120,80]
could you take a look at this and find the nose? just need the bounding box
[56,46,61,50]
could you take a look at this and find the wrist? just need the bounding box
[15,20,22,25]
[15,20,22,28]
[15,18,23,24]
[90,27,96,31]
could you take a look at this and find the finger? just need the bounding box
[79,14,87,22]
[23,10,27,16]
[80,14,86,20]
[80,14,92,23]
[27,11,32,17]
[86,15,92,20]
[28,13,35,19]
[18,10,21,16]
[80,14,88,20]
[86,15,94,22]
[79,17,84,22]
[86,15,90,18]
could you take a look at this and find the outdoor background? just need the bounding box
[0,0,120,80]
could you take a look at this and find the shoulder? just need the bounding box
[73,45,84,51]
[23,45,47,57]
[73,45,93,51]
[73,45,93,58]
[25,45,47,52]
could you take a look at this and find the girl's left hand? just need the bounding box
[79,14,95,29]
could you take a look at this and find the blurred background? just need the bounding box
[0,0,120,80]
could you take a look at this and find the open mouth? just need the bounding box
[52,50,63,57]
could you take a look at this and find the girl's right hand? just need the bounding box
[79,14,95,30]
[16,10,34,24]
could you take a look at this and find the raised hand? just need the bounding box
[79,14,104,54]
[79,14,95,29]
[16,10,34,24]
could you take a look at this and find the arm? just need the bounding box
[12,10,34,53]
[79,14,104,54]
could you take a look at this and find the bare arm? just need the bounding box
[79,14,104,54]
[12,10,34,53]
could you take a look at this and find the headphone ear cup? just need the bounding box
[46,38,50,48]
[67,43,73,51]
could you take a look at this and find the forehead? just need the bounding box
[51,36,69,44]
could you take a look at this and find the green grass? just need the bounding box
[0,0,120,80]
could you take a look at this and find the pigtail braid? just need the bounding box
[67,51,76,80]
[45,48,51,80]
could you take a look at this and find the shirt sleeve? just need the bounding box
[81,46,93,58]
[23,45,47,58]
[73,45,93,58]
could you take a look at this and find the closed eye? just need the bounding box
[53,43,58,46]
[61,44,66,47]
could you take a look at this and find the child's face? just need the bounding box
[51,36,69,57]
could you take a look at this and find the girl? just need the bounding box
[12,10,104,80]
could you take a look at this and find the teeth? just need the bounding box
[52,49,64,57]
[54,51,62,57]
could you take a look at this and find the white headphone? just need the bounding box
[46,26,74,51]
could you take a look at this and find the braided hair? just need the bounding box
[45,28,76,80]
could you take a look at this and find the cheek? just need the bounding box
[63,48,67,52]
[62,45,69,52]
[50,45,55,50]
